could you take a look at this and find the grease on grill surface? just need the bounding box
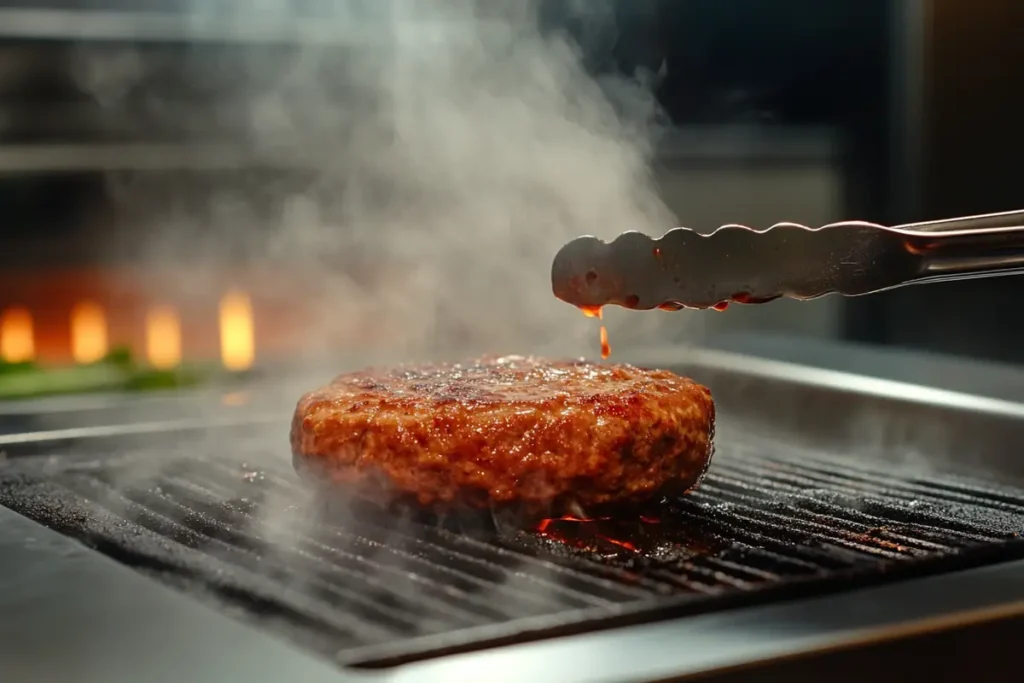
[2,436,1024,669]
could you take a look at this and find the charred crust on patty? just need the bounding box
[290,355,715,521]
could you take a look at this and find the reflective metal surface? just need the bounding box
[550,209,1024,310]
[2,346,1024,682]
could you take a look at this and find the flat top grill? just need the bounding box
[1,419,1023,670]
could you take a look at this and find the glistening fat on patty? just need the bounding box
[291,355,715,518]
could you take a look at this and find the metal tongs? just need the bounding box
[550,209,1024,311]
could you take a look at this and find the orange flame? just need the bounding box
[0,307,34,363]
[596,535,638,552]
[534,514,661,553]
[219,290,255,372]
[535,515,598,534]
[70,301,108,364]
[145,305,182,369]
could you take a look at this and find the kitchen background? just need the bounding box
[1,0,1022,378]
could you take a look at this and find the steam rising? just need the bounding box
[60,0,693,623]
[77,0,684,363]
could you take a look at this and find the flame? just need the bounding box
[70,301,108,364]
[534,514,661,554]
[596,535,638,552]
[219,290,255,372]
[145,305,182,369]
[535,515,602,533]
[0,307,35,363]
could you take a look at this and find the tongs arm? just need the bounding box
[550,209,1024,311]
[900,210,1024,284]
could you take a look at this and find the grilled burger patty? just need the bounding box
[291,355,715,517]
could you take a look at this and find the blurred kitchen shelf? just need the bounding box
[0,7,517,45]
[0,8,384,45]
[0,125,842,175]
[0,143,308,174]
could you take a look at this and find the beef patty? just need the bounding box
[291,355,715,518]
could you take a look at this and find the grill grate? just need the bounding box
[2,429,1024,668]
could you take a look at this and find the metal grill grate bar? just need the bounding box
[759,455,1024,516]
[714,454,1022,537]
[62,474,451,634]
[706,467,1005,545]
[163,473,610,615]
[186,458,659,604]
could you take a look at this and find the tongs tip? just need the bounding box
[550,234,605,307]
[551,232,662,310]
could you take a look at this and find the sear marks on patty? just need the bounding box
[291,355,715,519]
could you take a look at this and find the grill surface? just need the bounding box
[1,423,1024,669]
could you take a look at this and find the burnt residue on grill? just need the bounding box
[1,436,1024,669]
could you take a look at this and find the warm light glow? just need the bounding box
[70,301,108,364]
[219,290,255,371]
[0,307,35,363]
[145,305,182,369]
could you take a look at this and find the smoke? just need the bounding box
[74,0,687,364]
[53,0,703,636]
